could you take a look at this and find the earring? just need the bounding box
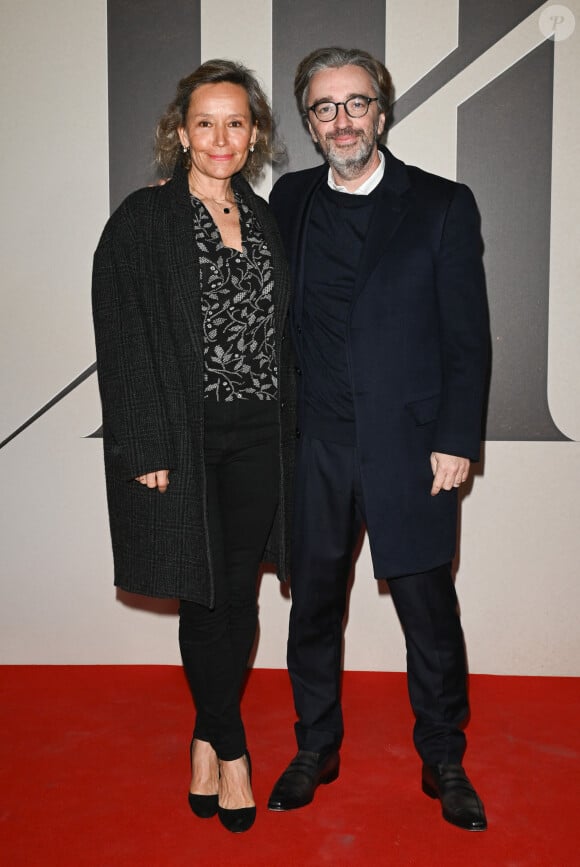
[249,144,255,153]
[182,144,190,153]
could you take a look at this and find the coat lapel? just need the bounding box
[291,167,326,322]
[353,149,412,302]
[164,159,206,363]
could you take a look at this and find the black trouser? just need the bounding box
[288,434,468,765]
[179,399,279,761]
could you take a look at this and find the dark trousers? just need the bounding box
[288,434,468,765]
[179,400,279,761]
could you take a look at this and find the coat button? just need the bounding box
[295,366,302,376]
[295,427,301,438]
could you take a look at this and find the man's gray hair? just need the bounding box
[294,47,393,117]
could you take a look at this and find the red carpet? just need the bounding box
[1,667,578,866]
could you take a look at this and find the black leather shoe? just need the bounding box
[422,763,487,831]
[268,750,340,811]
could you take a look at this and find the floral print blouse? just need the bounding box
[191,194,278,401]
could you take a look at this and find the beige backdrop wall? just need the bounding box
[1,0,579,674]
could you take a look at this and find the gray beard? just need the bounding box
[320,125,378,181]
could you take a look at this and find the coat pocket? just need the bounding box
[405,393,440,426]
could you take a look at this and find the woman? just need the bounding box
[92,60,295,833]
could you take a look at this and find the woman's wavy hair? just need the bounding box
[155,59,279,182]
[294,47,393,129]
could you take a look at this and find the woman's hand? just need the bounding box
[135,470,170,493]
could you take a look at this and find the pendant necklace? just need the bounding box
[191,188,236,214]
[210,197,235,214]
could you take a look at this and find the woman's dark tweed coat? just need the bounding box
[92,159,296,607]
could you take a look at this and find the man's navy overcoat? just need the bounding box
[270,147,490,578]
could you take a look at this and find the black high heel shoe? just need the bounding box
[188,791,218,819]
[188,738,218,819]
[217,753,256,833]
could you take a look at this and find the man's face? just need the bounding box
[306,64,385,182]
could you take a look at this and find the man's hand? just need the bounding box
[135,470,170,493]
[430,453,469,496]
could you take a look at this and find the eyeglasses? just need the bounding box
[307,95,379,122]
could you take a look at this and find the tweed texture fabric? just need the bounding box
[92,158,295,606]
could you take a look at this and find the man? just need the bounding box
[267,47,490,831]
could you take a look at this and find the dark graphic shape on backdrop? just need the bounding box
[0,0,575,449]
[0,0,201,450]
[459,40,566,440]
[392,0,546,126]
[107,0,201,211]
[271,0,567,441]
[0,364,97,450]
[272,0,386,176]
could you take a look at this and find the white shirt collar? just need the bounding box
[327,149,385,195]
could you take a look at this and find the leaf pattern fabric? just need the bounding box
[191,194,278,401]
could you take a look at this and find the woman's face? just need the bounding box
[178,81,257,184]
